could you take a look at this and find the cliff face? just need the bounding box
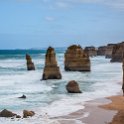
[42,47,62,80]
[105,44,115,58]
[26,54,35,71]
[97,46,106,56]
[84,46,97,57]
[64,45,90,71]
[110,42,124,62]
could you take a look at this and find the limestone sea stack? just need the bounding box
[42,47,62,80]
[66,80,82,93]
[110,42,124,62]
[64,45,90,71]
[84,46,97,57]
[105,44,115,58]
[26,54,35,70]
[97,46,106,56]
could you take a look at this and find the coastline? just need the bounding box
[57,92,124,124]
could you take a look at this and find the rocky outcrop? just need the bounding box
[110,42,124,62]
[26,54,35,70]
[84,46,97,57]
[42,47,62,80]
[97,46,106,56]
[66,80,82,93]
[18,94,26,99]
[64,45,90,71]
[0,109,17,117]
[122,57,124,96]
[23,110,35,118]
[105,44,115,58]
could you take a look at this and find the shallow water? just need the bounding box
[0,49,122,124]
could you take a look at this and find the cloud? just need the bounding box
[52,0,124,10]
[45,16,55,21]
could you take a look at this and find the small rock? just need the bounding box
[18,95,26,99]
[0,109,17,117]
[16,115,21,118]
[23,110,35,118]
[66,80,82,93]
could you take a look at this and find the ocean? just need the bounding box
[0,48,122,124]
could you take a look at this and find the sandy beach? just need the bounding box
[58,94,124,124]
[101,95,124,124]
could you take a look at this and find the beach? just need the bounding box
[0,49,122,124]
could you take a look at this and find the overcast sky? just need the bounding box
[0,0,124,49]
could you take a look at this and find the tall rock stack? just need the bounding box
[84,46,97,57]
[64,45,90,71]
[111,42,124,62]
[42,47,62,80]
[105,44,115,58]
[26,54,35,71]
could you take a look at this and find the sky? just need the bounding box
[0,0,124,49]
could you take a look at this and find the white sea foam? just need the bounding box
[0,55,122,124]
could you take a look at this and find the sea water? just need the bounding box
[0,49,122,124]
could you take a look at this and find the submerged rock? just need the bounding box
[23,110,35,118]
[0,109,17,117]
[66,80,82,93]
[84,46,97,57]
[110,42,124,62]
[64,45,90,71]
[42,47,62,80]
[26,54,35,70]
[18,94,26,99]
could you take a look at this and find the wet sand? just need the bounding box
[56,97,117,124]
[101,95,124,124]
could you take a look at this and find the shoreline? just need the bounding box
[57,92,124,124]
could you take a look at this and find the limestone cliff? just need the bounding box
[110,42,124,62]
[97,46,106,56]
[105,44,115,58]
[84,46,97,57]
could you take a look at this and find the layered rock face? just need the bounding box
[97,46,106,56]
[110,42,124,62]
[42,47,62,80]
[64,45,90,71]
[84,46,97,57]
[122,58,124,96]
[66,80,82,93]
[105,44,115,58]
[26,54,35,70]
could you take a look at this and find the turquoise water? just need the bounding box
[0,48,122,124]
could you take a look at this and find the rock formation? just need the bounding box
[105,44,115,58]
[66,80,82,93]
[110,42,124,62]
[23,110,35,118]
[0,109,17,117]
[26,54,35,70]
[42,47,62,80]
[122,56,124,96]
[97,46,106,56]
[64,45,90,71]
[18,94,26,99]
[84,46,97,57]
